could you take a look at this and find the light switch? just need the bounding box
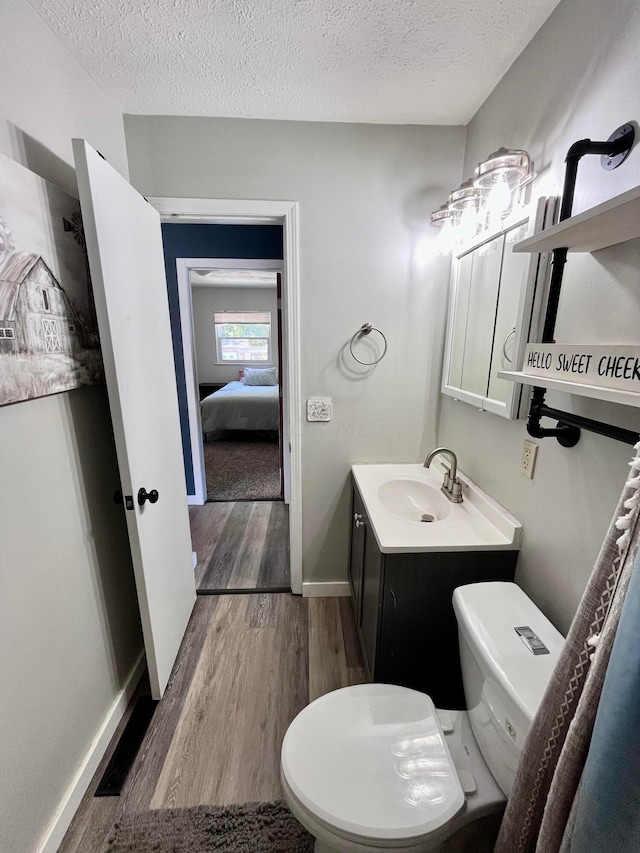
[307,397,332,422]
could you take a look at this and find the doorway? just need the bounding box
[198,275,283,503]
[177,258,285,505]
[150,198,303,597]
[184,261,289,593]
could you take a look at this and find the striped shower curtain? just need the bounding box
[495,442,640,853]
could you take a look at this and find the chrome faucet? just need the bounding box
[424,447,464,503]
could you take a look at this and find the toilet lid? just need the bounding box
[281,684,465,841]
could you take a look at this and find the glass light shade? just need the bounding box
[448,179,485,211]
[430,204,458,254]
[485,177,514,221]
[473,148,532,189]
[435,220,457,254]
[458,206,480,243]
[430,204,456,227]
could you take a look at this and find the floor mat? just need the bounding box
[103,800,313,852]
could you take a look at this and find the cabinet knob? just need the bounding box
[354,512,364,528]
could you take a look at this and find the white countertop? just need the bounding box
[351,462,522,554]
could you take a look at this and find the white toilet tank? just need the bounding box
[452,582,564,797]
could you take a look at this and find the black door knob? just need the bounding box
[138,487,159,506]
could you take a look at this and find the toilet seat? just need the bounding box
[281,684,465,844]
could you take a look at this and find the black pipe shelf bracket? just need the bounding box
[526,122,638,447]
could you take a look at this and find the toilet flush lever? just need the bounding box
[515,626,550,655]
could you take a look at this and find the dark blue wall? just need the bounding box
[161,223,283,494]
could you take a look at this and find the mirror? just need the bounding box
[442,197,555,419]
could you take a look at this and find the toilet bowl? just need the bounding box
[281,582,564,852]
[281,685,505,852]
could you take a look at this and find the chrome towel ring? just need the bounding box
[349,323,388,366]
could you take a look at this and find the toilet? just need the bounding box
[281,582,564,852]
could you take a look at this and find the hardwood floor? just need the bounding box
[308,597,368,702]
[59,595,367,852]
[150,594,307,808]
[190,501,290,591]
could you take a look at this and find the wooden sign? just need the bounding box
[523,344,640,392]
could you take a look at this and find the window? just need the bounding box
[214,311,271,363]
[42,289,50,311]
[0,328,15,339]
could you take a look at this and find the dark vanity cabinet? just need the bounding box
[348,477,517,709]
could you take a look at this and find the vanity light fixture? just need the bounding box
[474,148,534,221]
[429,203,458,255]
[447,178,486,211]
[447,180,487,245]
[473,148,532,189]
[430,147,534,253]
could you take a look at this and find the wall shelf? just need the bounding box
[497,370,640,408]
[513,184,640,254]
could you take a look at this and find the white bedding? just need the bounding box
[200,380,279,433]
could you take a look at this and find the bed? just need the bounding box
[200,380,279,434]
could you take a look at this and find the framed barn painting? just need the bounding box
[0,152,103,406]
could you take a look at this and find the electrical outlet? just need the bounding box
[520,439,538,479]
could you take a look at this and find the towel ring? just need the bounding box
[502,327,516,364]
[349,323,388,366]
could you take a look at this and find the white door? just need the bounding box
[73,139,196,698]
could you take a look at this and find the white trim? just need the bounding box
[150,197,291,222]
[184,258,283,270]
[149,198,303,595]
[302,581,351,598]
[36,651,146,853]
[176,258,207,505]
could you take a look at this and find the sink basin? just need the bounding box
[351,462,522,553]
[378,478,451,523]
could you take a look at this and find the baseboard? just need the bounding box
[302,581,351,598]
[36,650,146,853]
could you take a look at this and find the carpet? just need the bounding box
[204,432,281,502]
[104,800,313,852]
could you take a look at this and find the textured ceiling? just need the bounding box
[27,0,562,124]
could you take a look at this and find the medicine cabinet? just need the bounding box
[441,196,556,419]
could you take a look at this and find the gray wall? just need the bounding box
[192,285,279,384]
[439,0,640,634]
[125,116,466,583]
[0,2,141,850]
[7,0,637,846]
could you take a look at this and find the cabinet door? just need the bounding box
[360,526,384,677]
[349,486,366,624]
